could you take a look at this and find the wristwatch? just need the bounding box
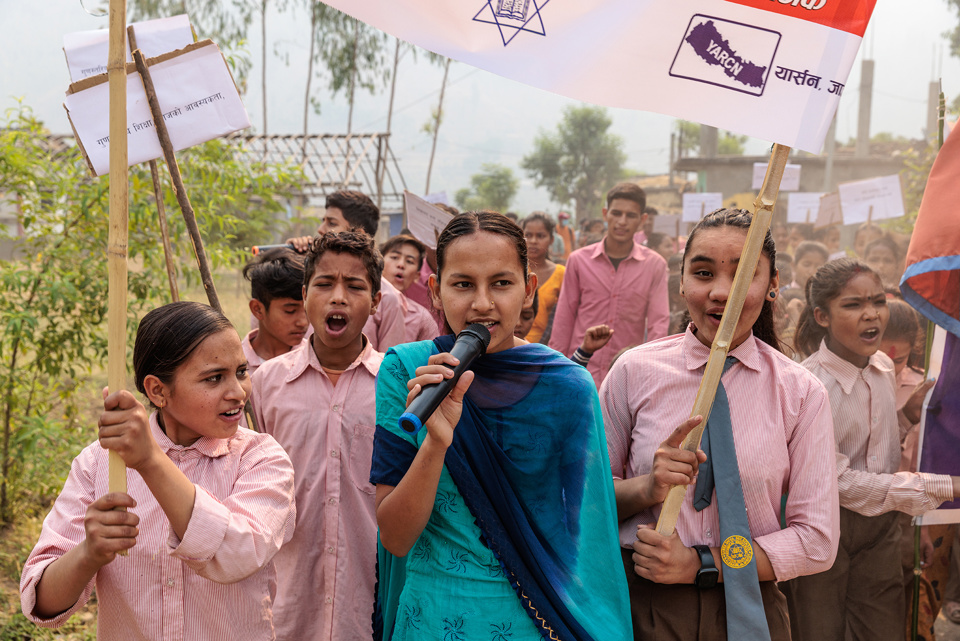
[694,545,719,589]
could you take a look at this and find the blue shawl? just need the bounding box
[371,337,630,641]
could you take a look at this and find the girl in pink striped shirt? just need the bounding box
[602,208,840,641]
[20,302,296,640]
[784,258,955,641]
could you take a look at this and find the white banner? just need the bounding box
[64,40,251,177]
[837,175,905,225]
[63,14,194,82]
[404,191,455,249]
[787,192,823,224]
[682,193,724,222]
[321,0,876,152]
[753,163,802,191]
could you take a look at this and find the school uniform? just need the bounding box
[251,337,382,641]
[363,278,407,352]
[601,328,839,640]
[782,342,954,641]
[20,414,296,640]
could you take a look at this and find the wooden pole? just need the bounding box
[131,48,222,313]
[107,0,128,499]
[127,26,179,303]
[656,144,791,536]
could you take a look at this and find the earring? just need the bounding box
[769,291,777,299]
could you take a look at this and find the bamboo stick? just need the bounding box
[656,143,791,536]
[106,0,128,499]
[127,26,179,303]
[131,48,222,313]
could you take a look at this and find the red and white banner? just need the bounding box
[321,0,876,152]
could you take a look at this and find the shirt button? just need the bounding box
[330,450,339,458]
[871,456,878,461]
[328,546,336,554]
[328,497,336,505]
[332,404,340,412]
[325,597,333,604]
[705,529,712,538]
[166,578,174,587]
[872,416,879,424]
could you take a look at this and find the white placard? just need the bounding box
[815,192,843,229]
[837,175,905,225]
[682,193,724,222]
[653,214,682,236]
[404,191,454,249]
[752,162,802,191]
[63,15,194,82]
[786,192,823,224]
[64,40,251,177]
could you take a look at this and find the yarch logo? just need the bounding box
[773,0,826,9]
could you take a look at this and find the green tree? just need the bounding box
[718,132,748,155]
[676,121,747,156]
[454,164,519,213]
[0,104,302,525]
[521,106,626,218]
[127,0,255,89]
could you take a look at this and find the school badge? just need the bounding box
[473,0,549,46]
[720,535,753,569]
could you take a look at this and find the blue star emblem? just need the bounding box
[473,0,549,47]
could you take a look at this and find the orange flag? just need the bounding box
[901,125,960,337]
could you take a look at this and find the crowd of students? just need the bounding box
[17,184,960,641]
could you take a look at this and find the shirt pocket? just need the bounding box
[347,423,377,495]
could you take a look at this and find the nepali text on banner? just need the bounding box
[320,0,877,153]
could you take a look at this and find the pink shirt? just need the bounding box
[363,278,407,353]
[896,367,925,474]
[549,240,669,388]
[242,329,266,376]
[20,414,296,640]
[803,342,953,516]
[401,294,440,343]
[601,329,839,582]
[251,338,383,641]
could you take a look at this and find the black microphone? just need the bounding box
[399,323,491,434]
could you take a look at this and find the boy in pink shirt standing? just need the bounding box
[252,230,384,640]
[288,190,406,352]
[549,183,669,388]
[241,247,309,376]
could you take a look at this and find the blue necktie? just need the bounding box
[693,356,771,641]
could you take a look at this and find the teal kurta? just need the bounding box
[371,339,630,641]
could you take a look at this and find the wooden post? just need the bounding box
[131,48,222,313]
[107,0,128,499]
[867,205,874,227]
[656,144,791,536]
[127,26,179,302]
[805,209,811,225]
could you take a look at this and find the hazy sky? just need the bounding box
[2,0,959,214]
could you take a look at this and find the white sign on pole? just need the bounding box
[653,213,682,236]
[786,192,824,224]
[64,40,251,177]
[63,15,194,82]
[682,193,724,222]
[815,192,843,229]
[404,191,454,249]
[837,175,905,225]
[752,162,802,191]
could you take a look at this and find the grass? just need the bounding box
[0,273,251,638]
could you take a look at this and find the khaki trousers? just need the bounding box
[620,547,791,641]
[781,508,903,641]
